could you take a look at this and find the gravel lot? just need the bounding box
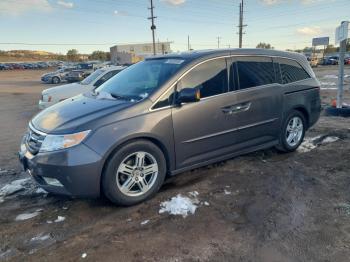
[0,66,350,262]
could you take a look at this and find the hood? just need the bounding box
[32,93,133,134]
[42,82,81,95]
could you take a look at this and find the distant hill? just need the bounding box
[0,50,65,62]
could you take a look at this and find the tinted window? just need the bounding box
[179,58,228,98]
[279,59,310,84]
[236,56,275,89]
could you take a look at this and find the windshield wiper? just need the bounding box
[109,93,132,101]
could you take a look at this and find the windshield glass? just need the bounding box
[81,69,105,85]
[96,59,184,100]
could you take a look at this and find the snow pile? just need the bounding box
[82,253,87,258]
[0,178,30,197]
[159,194,199,218]
[15,210,41,221]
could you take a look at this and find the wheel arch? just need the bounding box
[292,106,310,129]
[99,135,172,196]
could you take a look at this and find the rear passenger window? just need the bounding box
[178,58,228,98]
[236,57,275,89]
[279,59,310,84]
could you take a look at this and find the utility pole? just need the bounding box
[187,35,190,51]
[148,0,157,55]
[238,0,246,48]
[217,36,221,48]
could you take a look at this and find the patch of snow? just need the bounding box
[320,81,336,87]
[321,136,339,144]
[35,188,47,194]
[46,220,53,224]
[95,91,116,100]
[31,233,50,242]
[0,178,30,196]
[188,191,199,197]
[140,220,150,225]
[224,189,231,195]
[15,211,40,221]
[82,253,87,258]
[54,216,65,223]
[323,74,338,79]
[298,138,318,153]
[0,169,16,175]
[203,201,210,206]
[159,194,198,218]
[298,135,339,153]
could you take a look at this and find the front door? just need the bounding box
[172,57,238,169]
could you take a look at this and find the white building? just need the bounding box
[110,42,172,64]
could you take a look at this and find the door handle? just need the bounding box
[221,102,251,115]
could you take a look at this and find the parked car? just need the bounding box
[0,64,10,70]
[65,69,89,83]
[39,66,125,109]
[321,57,338,65]
[19,49,321,206]
[344,57,350,65]
[41,67,76,84]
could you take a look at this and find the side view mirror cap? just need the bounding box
[176,88,200,104]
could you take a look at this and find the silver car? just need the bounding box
[19,49,321,205]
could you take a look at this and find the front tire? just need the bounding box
[52,76,60,84]
[277,110,306,152]
[102,140,166,206]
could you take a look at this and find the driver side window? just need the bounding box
[178,58,228,99]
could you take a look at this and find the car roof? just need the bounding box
[103,65,126,72]
[146,48,308,64]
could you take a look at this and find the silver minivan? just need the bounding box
[19,49,321,205]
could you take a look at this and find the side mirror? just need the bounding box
[176,88,200,104]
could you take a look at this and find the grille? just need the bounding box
[25,127,46,155]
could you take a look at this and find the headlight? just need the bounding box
[40,130,90,152]
[42,94,52,102]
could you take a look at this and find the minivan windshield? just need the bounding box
[96,59,184,100]
[81,69,105,85]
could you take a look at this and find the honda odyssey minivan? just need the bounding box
[19,49,321,205]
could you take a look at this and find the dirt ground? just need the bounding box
[0,66,350,262]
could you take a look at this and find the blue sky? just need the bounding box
[0,0,348,54]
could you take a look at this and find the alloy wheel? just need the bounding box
[116,151,158,197]
[285,116,303,147]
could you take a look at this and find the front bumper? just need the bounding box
[41,76,52,83]
[18,143,103,198]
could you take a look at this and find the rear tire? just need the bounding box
[102,140,166,206]
[277,110,306,152]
